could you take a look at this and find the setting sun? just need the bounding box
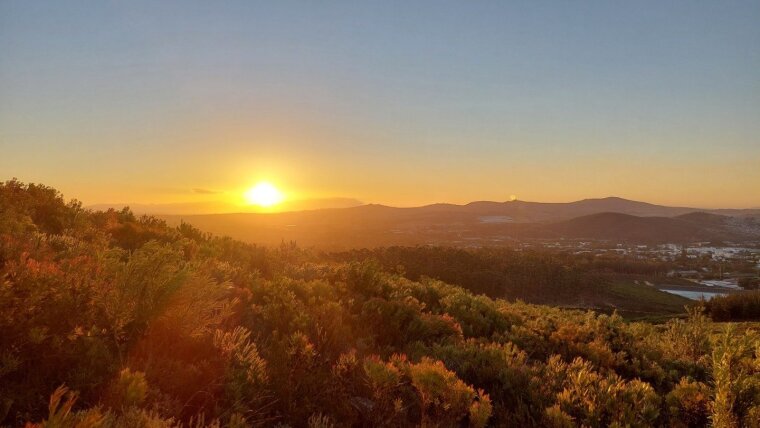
[4,2,760,425]
[244,182,284,207]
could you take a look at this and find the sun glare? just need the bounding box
[244,182,284,207]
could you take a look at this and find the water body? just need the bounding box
[661,289,727,301]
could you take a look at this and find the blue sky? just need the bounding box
[1,1,759,207]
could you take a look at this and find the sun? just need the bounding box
[244,182,284,207]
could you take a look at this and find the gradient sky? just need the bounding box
[1,1,759,209]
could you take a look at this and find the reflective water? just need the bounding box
[660,289,727,300]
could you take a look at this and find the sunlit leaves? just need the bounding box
[3,180,760,427]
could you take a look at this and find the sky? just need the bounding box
[1,0,759,210]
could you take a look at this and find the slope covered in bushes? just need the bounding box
[327,246,691,319]
[704,291,760,322]
[1,180,760,427]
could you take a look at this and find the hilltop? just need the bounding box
[157,197,760,248]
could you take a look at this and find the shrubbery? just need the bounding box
[2,180,760,427]
[704,291,760,321]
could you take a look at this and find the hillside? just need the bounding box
[2,180,760,427]
[329,246,692,319]
[143,196,760,219]
[160,203,760,247]
[540,212,743,243]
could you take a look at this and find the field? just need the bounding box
[599,280,692,321]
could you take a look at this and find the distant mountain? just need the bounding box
[539,212,738,243]
[156,197,760,248]
[88,197,363,215]
[405,197,760,222]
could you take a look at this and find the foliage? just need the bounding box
[666,378,711,428]
[2,180,760,427]
[704,291,760,321]
[738,277,760,291]
[709,326,760,427]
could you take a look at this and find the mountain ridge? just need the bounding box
[92,196,760,217]
[155,198,760,248]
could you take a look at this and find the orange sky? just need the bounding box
[2,2,759,210]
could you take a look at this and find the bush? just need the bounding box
[704,291,760,321]
[3,181,759,427]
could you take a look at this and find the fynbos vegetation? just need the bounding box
[2,180,760,427]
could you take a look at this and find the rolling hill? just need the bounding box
[538,212,744,242]
[158,197,760,247]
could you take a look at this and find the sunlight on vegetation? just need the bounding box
[1,179,759,427]
[3,0,759,426]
